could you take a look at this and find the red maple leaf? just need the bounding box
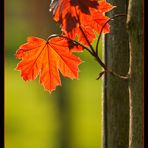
[16,0,114,93]
[50,0,114,45]
[16,36,82,93]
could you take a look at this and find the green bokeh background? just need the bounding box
[6,0,103,148]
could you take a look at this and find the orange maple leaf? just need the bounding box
[50,0,114,45]
[16,36,82,93]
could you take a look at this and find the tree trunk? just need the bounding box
[102,0,129,148]
[127,0,143,147]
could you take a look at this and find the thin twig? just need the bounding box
[60,35,95,56]
[107,69,129,80]
[96,13,127,55]
[79,26,96,55]
[47,34,95,56]
[96,71,106,80]
[96,68,129,80]
[75,8,96,55]
[78,23,107,71]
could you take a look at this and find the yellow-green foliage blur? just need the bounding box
[6,0,103,148]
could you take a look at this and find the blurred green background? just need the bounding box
[5,0,103,148]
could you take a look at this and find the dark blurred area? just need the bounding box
[6,0,102,148]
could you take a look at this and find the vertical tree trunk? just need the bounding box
[127,0,143,148]
[103,0,129,148]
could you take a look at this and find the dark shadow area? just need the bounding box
[70,0,98,14]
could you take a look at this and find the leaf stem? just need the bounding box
[47,34,95,56]
[78,26,96,55]
[74,8,96,55]
[96,13,127,55]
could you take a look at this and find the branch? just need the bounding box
[47,14,129,80]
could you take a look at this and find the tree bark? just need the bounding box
[127,0,143,148]
[102,0,129,148]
